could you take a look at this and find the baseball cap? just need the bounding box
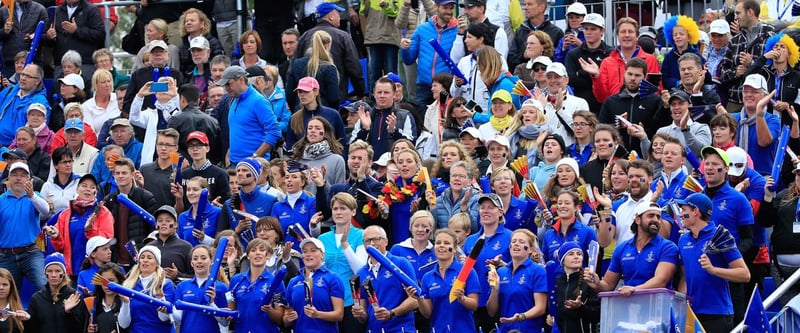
[78,173,99,188]
[701,146,731,166]
[566,2,587,15]
[485,134,510,149]
[521,98,544,111]
[435,0,456,4]
[459,127,481,139]
[345,101,373,113]
[147,40,169,53]
[316,2,344,19]
[8,162,29,174]
[491,90,512,103]
[154,205,178,221]
[245,65,267,78]
[545,63,568,77]
[2,148,27,161]
[216,66,248,86]
[639,26,657,39]
[478,193,504,209]
[64,118,84,132]
[300,238,326,253]
[374,152,392,167]
[726,146,748,177]
[110,118,131,129]
[532,56,553,67]
[295,77,320,92]
[709,19,731,35]
[675,192,713,216]
[27,103,46,115]
[581,13,604,28]
[186,131,209,145]
[668,90,691,103]
[189,36,210,50]
[58,73,85,90]
[85,236,116,257]
[743,74,768,92]
[634,201,662,216]
[460,0,486,7]
[385,72,403,84]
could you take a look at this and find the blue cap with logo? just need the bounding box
[316,2,345,19]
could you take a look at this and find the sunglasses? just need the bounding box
[533,65,547,72]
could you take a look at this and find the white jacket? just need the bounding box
[542,95,589,147]
[129,95,180,165]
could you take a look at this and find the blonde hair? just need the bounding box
[431,141,477,178]
[478,46,504,85]
[180,8,211,37]
[92,69,113,93]
[123,259,168,297]
[409,210,435,231]
[147,19,169,43]
[307,30,335,78]
[0,268,24,332]
[64,102,84,120]
[447,213,472,234]
[331,192,358,210]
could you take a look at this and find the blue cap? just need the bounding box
[64,118,84,132]
[385,72,403,84]
[675,193,713,216]
[44,252,67,272]
[316,2,345,19]
[435,0,456,4]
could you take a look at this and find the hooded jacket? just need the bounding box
[591,47,661,104]
[401,16,459,86]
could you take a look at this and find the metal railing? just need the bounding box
[730,267,800,332]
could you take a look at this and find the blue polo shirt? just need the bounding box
[229,268,285,333]
[225,189,276,248]
[389,239,436,284]
[464,224,513,306]
[651,169,688,205]
[178,204,222,246]
[679,223,743,316]
[285,266,344,333]
[731,112,780,175]
[0,192,44,247]
[736,168,768,247]
[608,235,679,287]
[175,277,229,333]
[270,191,316,252]
[128,279,176,333]
[542,219,598,263]
[357,253,416,333]
[706,182,754,242]
[496,258,548,333]
[420,260,480,333]
[503,196,534,232]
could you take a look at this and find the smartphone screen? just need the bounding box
[150,82,168,93]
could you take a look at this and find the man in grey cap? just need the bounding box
[123,40,185,120]
[217,66,281,165]
[655,89,711,158]
[146,205,192,282]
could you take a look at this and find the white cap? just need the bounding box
[699,31,709,46]
[58,74,85,90]
[555,157,580,177]
[8,162,29,175]
[300,238,326,254]
[634,201,662,216]
[374,152,392,167]
[459,127,481,140]
[566,2,587,15]
[521,98,544,111]
[189,36,210,50]
[532,56,553,67]
[726,147,748,177]
[139,245,162,265]
[147,40,169,52]
[545,63,568,77]
[709,19,731,35]
[581,13,605,29]
[484,134,510,149]
[85,236,116,257]
[743,74,768,92]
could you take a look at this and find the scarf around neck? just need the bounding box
[490,115,513,132]
[302,140,332,160]
[737,110,757,150]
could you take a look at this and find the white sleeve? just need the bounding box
[171,307,183,325]
[30,193,50,215]
[157,309,171,322]
[349,120,363,144]
[450,37,465,63]
[129,96,148,128]
[495,29,509,60]
[118,301,131,328]
[400,116,414,141]
[343,245,368,273]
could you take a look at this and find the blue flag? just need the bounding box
[670,308,682,333]
[744,287,774,333]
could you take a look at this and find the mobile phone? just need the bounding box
[646,73,662,86]
[464,100,477,111]
[150,82,168,93]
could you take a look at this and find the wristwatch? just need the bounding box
[389,310,396,319]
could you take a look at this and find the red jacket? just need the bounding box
[50,204,114,275]
[49,124,97,154]
[591,47,661,104]
[55,0,117,24]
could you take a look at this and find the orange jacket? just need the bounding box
[50,204,114,275]
[592,48,661,104]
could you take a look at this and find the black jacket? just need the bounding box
[27,285,89,333]
[122,66,184,115]
[746,56,800,126]
[296,21,366,100]
[579,145,629,192]
[565,41,613,115]
[146,234,194,282]
[167,103,221,162]
[508,20,564,69]
[598,91,669,155]
[554,271,600,333]
[669,84,722,124]
[178,34,225,78]
[286,55,340,110]
[0,1,49,68]
[43,0,105,66]
[104,186,158,264]
[27,145,51,181]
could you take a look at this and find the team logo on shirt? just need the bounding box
[316,277,325,288]
[492,241,501,251]
[515,209,522,219]
[518,274,527,285]
[260,283,269,294]
[684,241,694,249]
[430,282,440,290]
[573,235,580,242]
[622,252,634,261]
[384,270,393,279]
[299,205,306,214]
[718,200,727,211]
[645,251,655,263]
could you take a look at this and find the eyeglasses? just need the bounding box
[452,103,464,108]
[187,144,206,150]
[573,122,591,128]
[451,174,469,179]
[58,160,74,165]
[364,237,385,244]
[19,73,40,80]
[533,65,547,72]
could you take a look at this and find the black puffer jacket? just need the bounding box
[27,285,89,333]
[554,270,600,333]
[564,41,613,114]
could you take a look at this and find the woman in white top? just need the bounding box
[450,25,508,125]
[129,76,180,165]
[82,69,120,135]
[40,146,81,217]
